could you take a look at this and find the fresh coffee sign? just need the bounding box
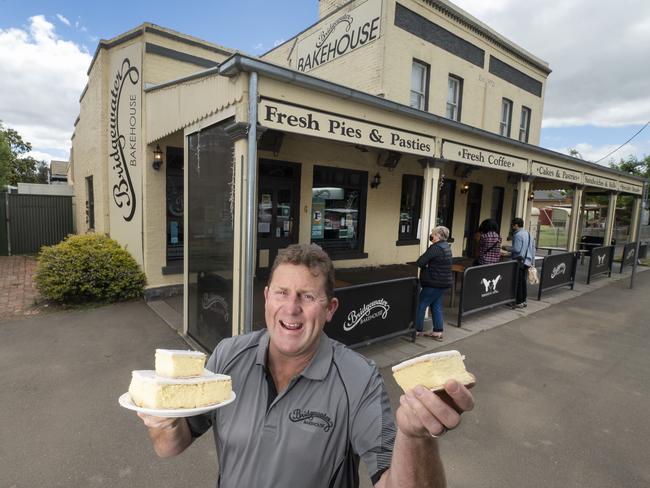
[259,99,434,157]
[442,140,528,174]
[295,0,382,72]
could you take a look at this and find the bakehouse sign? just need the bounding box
[294,0,382,72]
[441,140,528,174]
[259,99,435,157]
[532,161,583,185]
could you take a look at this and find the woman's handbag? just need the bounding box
[527,265,539,284]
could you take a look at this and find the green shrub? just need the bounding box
[35,233,146,303]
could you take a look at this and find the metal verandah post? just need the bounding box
[630,182,649,289]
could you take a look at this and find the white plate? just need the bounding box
[118,391,236,417]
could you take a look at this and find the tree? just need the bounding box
[0,136,10,189]
[0,121,49,186]
[609,154,650,180]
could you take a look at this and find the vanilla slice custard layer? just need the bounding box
[155,349,206,378]
[392,350,475,392]
[129,370,232,409]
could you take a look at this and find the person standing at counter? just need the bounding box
[415,226,453,341]
[476,219,502,265]
[509,217,535,308]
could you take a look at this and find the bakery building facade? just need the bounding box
[70,0,647,350]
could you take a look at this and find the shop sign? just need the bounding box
[107,43,143,265]
[531,161,583,184]
[584,173,617,190]
[294,0,382,72]
[259,99,434,157]
[441,140,527,174]
[618,181,643,195]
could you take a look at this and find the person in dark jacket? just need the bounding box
[415,226,453,340]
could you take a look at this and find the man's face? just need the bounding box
[264,263,339,362]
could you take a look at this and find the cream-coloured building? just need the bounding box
[70,0,647,350]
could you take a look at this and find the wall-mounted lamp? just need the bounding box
[370,172,382,189]
[460,182,470,194]
[528,191,535,201]
[152,144,163,170]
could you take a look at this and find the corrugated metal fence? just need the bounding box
[1,193,74,255]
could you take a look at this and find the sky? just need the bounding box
[1,0,649,167]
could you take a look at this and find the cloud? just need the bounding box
[0,16,91,156]
[550,142,642,165]
[273,39,285,47]
[27,150,59,164]
[453,0,650,128]
[253,42,264,51]
[56,14,70,26]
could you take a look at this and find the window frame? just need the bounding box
[311,165,368,260]
[499,98,513,137]
[410,59,430,111]
[445,74,463,122]
[396,174,424,245]
[519,106,531,143]
[436,178,456,241]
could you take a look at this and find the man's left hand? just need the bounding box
[396,380,474,439]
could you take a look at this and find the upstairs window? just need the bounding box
[519,106,531,143]
[410,60,429,111]
[499,98,513,137]
[445,75,463,121]
[397,174,423,243]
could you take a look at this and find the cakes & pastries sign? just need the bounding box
[294,0,382,72]
[259,99,434,157]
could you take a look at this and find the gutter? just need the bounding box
[219,54,644,183]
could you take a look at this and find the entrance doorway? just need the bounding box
[463,183,483,258]
[256,160,301,279]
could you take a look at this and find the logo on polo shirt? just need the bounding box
[289,409,334,432]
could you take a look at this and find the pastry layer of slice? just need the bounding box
[392,350,475,392]
[129,370,232,409]
[155,349,206,378]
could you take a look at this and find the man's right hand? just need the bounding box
[136,413,193,457]
[137,412,179,430]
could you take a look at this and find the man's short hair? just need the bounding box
[511,217,524,228]
[268,243,336,300]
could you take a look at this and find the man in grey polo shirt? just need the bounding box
[137,243,474,487]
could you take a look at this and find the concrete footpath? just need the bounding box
[1,271,649,487]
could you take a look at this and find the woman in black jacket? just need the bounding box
[415,226,453,340]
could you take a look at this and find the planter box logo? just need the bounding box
[480,275,502,297]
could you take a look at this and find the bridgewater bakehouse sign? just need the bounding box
[109,55,140,222]
[294,0,382,72]
[441,140,528,174]
[259,99,435,157]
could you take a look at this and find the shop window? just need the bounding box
[491,186,505,230]
[436,178,456,239]
[410,60,429,111]
[499,98,513,137]
[311,166,367,257]
[397,174,423,243]
[519,106,531,143]
[166,147,184,264]
[85,176,94,230]
[445,75,463,122]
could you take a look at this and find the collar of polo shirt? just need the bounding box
[256,330,333,381]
